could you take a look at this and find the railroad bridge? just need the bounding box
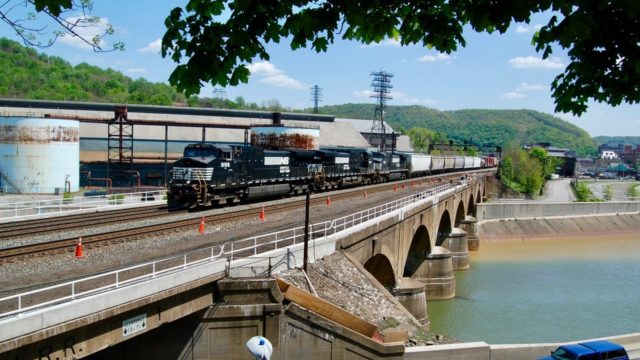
[0,174,489,360]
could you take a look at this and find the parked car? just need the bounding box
[539,340,629,360]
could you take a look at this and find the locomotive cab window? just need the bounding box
[220,149,232,161]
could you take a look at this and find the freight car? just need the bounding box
[167,143,497,210]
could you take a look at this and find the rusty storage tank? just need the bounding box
[250,125,320,150]
[0,117,79,194]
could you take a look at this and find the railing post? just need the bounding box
[71,283,75,300]
[184,254,188,268]
[18,295,21,311]
[152,262,156,278]
[116,272,120,288]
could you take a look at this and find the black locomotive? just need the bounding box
[167,143,497,210]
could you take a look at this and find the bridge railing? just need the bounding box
[0,189,167,221]
[0,181,466,318]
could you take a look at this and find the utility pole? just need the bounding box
[370,71,393,151]
[212,87,227,108]
[310,85,323,113]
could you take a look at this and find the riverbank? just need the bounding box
[478,213,640,242]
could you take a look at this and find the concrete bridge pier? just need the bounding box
[393,278,428,328]
[411,247,455,300]
[461,216,479,251]
[442,228,470,270]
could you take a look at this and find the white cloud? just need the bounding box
[139,39,162,54]
[127,68,147,74]
[515,23,543,34]
[352,89,375,99]
[517,82,547,91]
[501,92,526,99]
[417,53,453,63]
[509,56,565,70]
[361,38,402,48]
[58,16,112,50]
[247,61,307,90]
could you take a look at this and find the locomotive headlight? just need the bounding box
[186,180,191,185]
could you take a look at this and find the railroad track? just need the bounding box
[0,170,493,263]
[0,205,171,241]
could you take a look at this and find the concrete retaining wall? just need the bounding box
[479,213,640,241]
[477,202,640,221]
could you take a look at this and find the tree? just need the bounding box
[0,0,123,51]
[407,127,434,152]
[161,1,640,116]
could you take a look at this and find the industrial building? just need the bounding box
[0,99,406,194]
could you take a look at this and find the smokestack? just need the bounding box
[272,112,282,125]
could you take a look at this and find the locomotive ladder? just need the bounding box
[194,169,208,206]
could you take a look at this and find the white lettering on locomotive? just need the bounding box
[264,157,290,166]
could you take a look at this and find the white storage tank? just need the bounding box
[0,117,79,194]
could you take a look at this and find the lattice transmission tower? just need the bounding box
[310,85,323,113]
[370,70,393,151]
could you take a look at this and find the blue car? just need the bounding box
[539,340,629,360]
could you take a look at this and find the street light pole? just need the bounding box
[303,189,310,272]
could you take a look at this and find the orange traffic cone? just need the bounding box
[326,196,331,206]
[75,237,84,259]
[198,216,205,234]
[259,207,265,222]
[363,190,368,198]
[393,184,397,192]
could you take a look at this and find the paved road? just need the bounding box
[539,178,576,202]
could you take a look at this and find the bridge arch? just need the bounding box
[436,209,452,246]
[363,254,396,289]
[403,225,431,277]
[467,194,476,217]
[454,200,466,227]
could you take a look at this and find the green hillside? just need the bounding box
[315,104,598,156]
[1,37,598,156]
[593,136,640,146]
[0,38,186,105]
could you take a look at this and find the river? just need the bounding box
[427,237,640,344]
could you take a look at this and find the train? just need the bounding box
[166,143,498,210]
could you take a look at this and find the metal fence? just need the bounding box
[0,182,460,318]
[0,190,167,221]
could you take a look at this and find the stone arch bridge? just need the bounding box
[337,176,484,320]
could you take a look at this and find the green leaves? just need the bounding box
[159,0,640,115]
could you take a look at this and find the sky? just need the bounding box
[0,1,638,137]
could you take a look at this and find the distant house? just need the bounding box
[606,163,633,177]
[600,150,619,159]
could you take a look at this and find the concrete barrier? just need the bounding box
[403,333,640,359]
[405,342,491,359]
